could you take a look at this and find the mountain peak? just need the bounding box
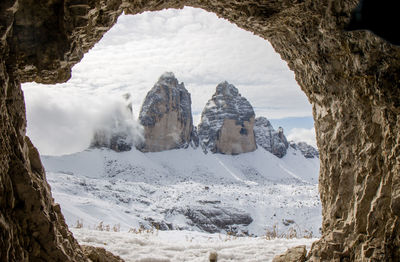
[198,82,256,154]
[157,72,180,86]
[138,72,195,152]
[215,81,239,97]
[160,71,175,79]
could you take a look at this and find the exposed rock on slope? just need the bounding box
[198,82,256,155]
[139,72,194,152]
[290,142,319,159]
[254,117,288,158]
[168,206,253,234]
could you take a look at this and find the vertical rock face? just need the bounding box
[0,1,88,261]
[254,117,289,158]
[139,72,194,152]
[198,82,256,155]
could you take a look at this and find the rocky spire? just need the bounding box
[198,81,256,154]
[138,72,195,152]
[254,117,289,158]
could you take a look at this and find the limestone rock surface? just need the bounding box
[139,72,194,152]
[272,245,307,262]
[254,117,288,158]
[198,82,256,154]
[82,245,124,262]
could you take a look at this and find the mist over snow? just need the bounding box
[22,7,315,155]
[24,87,143,156]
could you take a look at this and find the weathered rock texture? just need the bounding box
[254,117,288,158]
[198,81,256,155]
[82,245,124,262]
[1,0,400,261]
[139,72,194,152]
[0,1,89,260]
[272,245,307,262]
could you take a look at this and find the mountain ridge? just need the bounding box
[90,72,318,159]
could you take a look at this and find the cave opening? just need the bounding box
[21,6,321,258]
[23,7,316,156]
[3,0,399,261]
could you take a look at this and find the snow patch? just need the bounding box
[71,228,317,262]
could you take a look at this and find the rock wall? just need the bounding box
[139,72,194,152]
[0,1,88,261]
[198,81,256,154]
[1,0,400,261]
[214,118,256,155]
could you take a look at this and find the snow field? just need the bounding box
[71,228,317,262]
[43,147,322,237]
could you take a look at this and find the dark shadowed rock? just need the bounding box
[254,117,289,158]
[166,205,253,233]
[198,82,256,155]
[290,141,319,159]
[91,131,133,152]
[138,72,195,152]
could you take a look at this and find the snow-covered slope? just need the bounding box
[71,228,317,262]
[43,147,321,237]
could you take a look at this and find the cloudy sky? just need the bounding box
[23,7,316,155]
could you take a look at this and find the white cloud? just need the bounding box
[23,7,312,155]
[287,128,317,148]
[23,86,143,156]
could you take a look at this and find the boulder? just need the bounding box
[272,245,307,262]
